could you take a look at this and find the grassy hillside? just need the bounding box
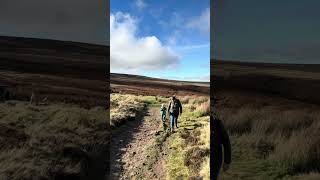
[0,36,107,80]
[0,36,108,108]
[0,36,109,179]
[0,101,108,179]
[212,60,320,179]
[111,73,210,97]
[212,60,320,105]
[217,92,320,180]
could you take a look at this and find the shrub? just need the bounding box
[189,96,208,105]
[270,126,320,174]
[110,93,147,127]
[195,101,210,117]
[184,147,210,175]
[180,96,192,104]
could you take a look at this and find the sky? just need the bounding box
[213,0,320,64]
[110,0,210,81]
[0,0,108,45]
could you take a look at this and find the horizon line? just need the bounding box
[110,72,210,83]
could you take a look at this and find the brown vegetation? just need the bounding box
[212,60,320,179]
[110,94,146,127]
[0,36,109,179]
[0,101,108,179]
[0,36,108,108]
[111,73,209,97]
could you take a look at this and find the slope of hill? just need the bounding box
[0,36,107,80]
[111,73,210,97]
[212,59,320,179]
[0,36,109,179]
[212,59,320,105]
[0,36,108,107]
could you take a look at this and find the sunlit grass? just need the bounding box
[0,101,107,179]
[111,94,210,179]
[165,97,210,179]
[218,104,320,180]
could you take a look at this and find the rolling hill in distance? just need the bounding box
[110,73,209,97]
[212,59,320,105]
[0,36,107,107]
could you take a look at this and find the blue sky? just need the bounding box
[110,0,210,81]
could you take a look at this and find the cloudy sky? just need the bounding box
[213,0,320,64]
[111,0,210,81]
[0,0,108,45]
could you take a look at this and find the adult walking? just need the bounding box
[167,95,182,133]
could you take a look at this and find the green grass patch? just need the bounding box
[139,96,159,105]
[164,99,210,179]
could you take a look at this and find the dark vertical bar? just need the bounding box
[106,0,111,178]
[210,0,214,178]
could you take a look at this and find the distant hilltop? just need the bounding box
[111,73,209,97]
[0,36,108,80]
[211,59,320,105]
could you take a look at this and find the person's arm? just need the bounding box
[220,121,231,165]
[167,101,171,114]
[179,100,182,114]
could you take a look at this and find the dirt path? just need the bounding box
[110,107,164,179]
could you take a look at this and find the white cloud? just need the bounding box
[135,0,146,10]
[186,8,210,34]
[110,12,180,73]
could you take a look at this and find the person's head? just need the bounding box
[161,104,164,108]
[171,95,176,101]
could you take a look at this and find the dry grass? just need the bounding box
[0,100,108,179]
[294,172,320,180]
[196,100,210,117]
[200,157,210,180]
[189,96,209,105]
[217,93,320,179]
[180,95,192,104]
[110,94,146,127]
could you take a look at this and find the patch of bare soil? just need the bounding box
[110,107,164,179]
[152,145,167,180]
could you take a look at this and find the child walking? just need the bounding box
[160,104,167,130]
